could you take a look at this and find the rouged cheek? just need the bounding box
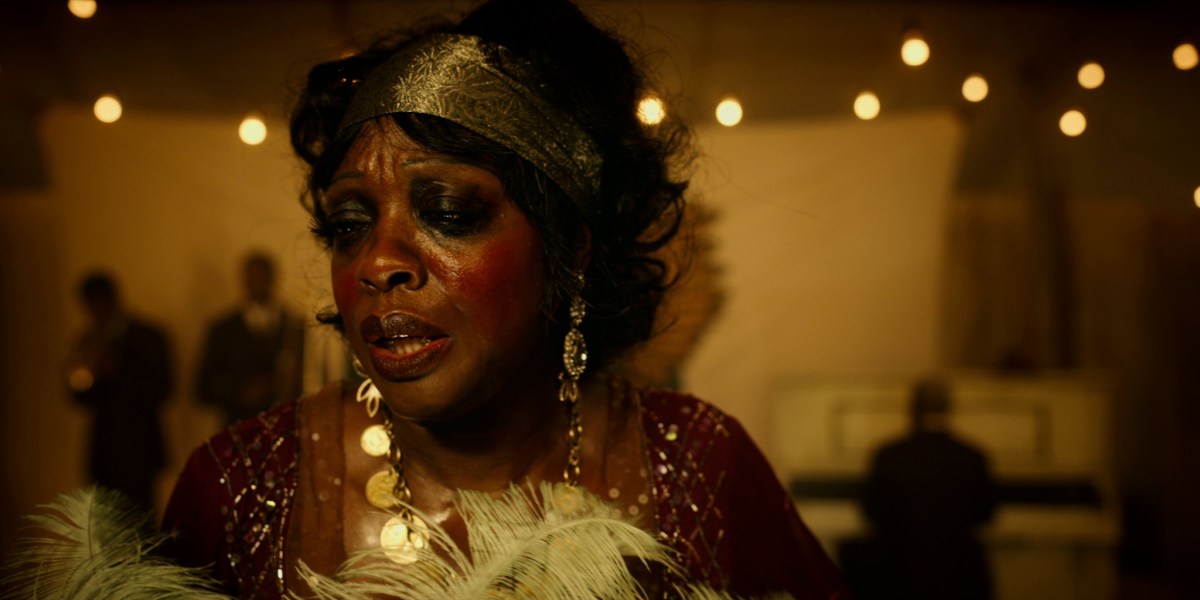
[331,259,362,327]
[443,235,544,338]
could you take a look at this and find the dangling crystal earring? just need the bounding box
[559,272,588,488]
[353,357,382,418]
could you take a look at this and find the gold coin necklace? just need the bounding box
[356,369,586,562]
[359,408,429,565]
[355,277,591,563]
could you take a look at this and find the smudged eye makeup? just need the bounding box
[312,174,498,251]
[411,179,493,238]
[312,195,374,251]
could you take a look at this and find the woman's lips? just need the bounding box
[367,337,450,380]
[362,312,445,343]
[361,313,450,380]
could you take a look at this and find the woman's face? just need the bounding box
[323,119,549,420]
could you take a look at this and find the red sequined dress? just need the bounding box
[162,383,847,599]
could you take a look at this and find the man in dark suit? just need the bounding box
[196,252,305,425]
[66,272,172,511]
[855,377,997,600]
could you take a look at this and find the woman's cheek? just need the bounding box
[452,238,542,335]
[332,261,361,321]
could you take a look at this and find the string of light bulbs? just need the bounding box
[65,2,1199,203]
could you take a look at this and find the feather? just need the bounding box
[4,484,790,599]
[677,586,796,600]
[454,482,678,599]
[0,487,229,600]
[295,481,775,600]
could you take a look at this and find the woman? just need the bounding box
[162,0,848,597]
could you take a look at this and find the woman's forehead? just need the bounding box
[345,119,428,160]
[331,120,439,181]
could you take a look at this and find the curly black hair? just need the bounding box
[289,0,692,372]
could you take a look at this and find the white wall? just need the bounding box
[0,106,332,541]
[682,110,964,451]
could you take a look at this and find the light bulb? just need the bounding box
[67,0,97,19]
[93,95,122,123]
[239,115,268,145]
[1059,109,1086,137]
[715,98,743,127]
[1174,43,1198,71]
[962,74,988,102]
[1077,62,1105,89]
[854,91,881,120]
[637,96,665,125]
[901,34,930,67]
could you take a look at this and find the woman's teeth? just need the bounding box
[386,337,431,355]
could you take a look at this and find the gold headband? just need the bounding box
[339,33,602,206]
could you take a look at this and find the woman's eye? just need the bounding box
[315,203,373,250]
[332,217,370,240]
[419,196,490,237]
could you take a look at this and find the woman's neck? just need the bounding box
[387,373,569,494]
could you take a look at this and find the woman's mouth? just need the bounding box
[380,336,435,356]
[361,313,451,380]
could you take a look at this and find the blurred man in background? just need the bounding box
[196,252,304,425]
[855,377,997,600]
[66,271,172,510]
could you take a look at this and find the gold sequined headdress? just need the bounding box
[339,33,602,206]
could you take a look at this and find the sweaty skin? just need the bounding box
[321,118,584,555]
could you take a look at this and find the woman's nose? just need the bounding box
[358,229,426,293]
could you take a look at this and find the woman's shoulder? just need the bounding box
[630,385,759,491]
[632,384,851,598]
[635,386,751,447]
[220,396,298,444]
[175,383,344,493]
[161,383,343,583]
[205,383,341,453]
[637,387,720,416]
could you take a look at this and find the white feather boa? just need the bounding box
[3,485,787,599]
[0,487,227,599]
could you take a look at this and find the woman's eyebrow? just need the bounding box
[399,156,472,168]
[328,156,486,188]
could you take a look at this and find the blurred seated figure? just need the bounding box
[847,377,997,600]
[196,251,305,425]
[65,271,172,511]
